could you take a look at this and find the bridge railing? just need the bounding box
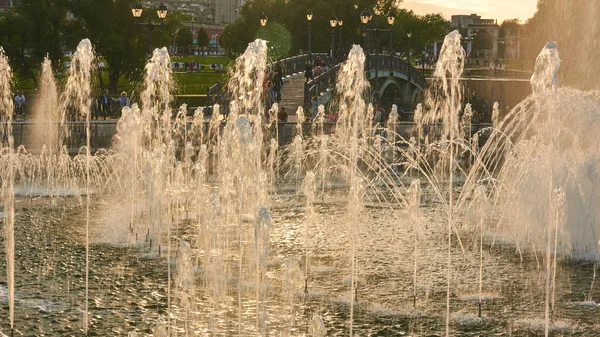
[206,53,328,111]
[277,53,327,77]
[304,64,341,107]
[207,53,426,112]
[303,54,426,107]
[206,82,222,108]
[365,54,427,89]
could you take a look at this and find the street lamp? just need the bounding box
[260,12,268,27]
[360,9,394,100]
[360,10,371,24]
[131,2,143,18]
[307,10,313,61]
[407,31,412,82]
[387,11,395,55]
[131,2,168,54]
[407,31,412,61]
[360,10,371,49]
[329,14,337,63]
[157,3,168,19]
[337,18,343,58]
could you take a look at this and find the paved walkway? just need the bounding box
[279,74,306,123]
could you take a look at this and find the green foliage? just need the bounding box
[171,55,233,66]
[256,22,292,60]
[152,10,187,50]
[0,0,188,93]
[0,0,70,84]
[66,0,150,93]
[174,72,228,95]
[196,28,210,47]
[219,0,448,59]
[176,27,194,49]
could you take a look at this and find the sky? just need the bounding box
[402,0,538,24]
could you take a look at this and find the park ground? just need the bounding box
[12,54,532,116]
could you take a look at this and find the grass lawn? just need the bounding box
[171,55,233,67]
[10,54,232,110]
[92,68,228,95]
[174,71,228,94]
[104,55,233,95]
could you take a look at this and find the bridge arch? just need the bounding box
[379,78,403,110]
[379,78,402,99]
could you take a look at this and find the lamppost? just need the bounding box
[260,12,268,27]
[337,18,343,60]
[422,49,426,74]
[387,11,395,55]
[407,31,412,60]
[360,10,372,52]
[407,31,412,82]
[329,14,337,63]
[360,10,395,99]
[215,34,220,55]
[307,10,313,61]
[131,2,168,55]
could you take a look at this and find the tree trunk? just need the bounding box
[97,70,104,90]
[108,69,119,94]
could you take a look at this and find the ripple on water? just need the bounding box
[566,300,598,308]
[459,292,502,302]
[312,266,336,274]
[513,318,575,333]
[451,312,488,327]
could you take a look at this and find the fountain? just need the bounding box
[0,30,599,337]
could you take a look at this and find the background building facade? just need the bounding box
[451,14,495,29]
[0,0,17,11]
[145,0,244,26]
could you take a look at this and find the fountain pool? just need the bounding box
[0,32,599,337]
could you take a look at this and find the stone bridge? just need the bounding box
[300,53,426,112]
[206,52,426,117]
[365,54,427,111]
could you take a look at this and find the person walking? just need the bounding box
[113,91,131,114]
[272,70,283,103]
[304,61,313,82]
[310,96,319,121]
[14,90,26,119]
[313,63,323,78]
[277,107,288,122]
[373,104,385,127]
[121,92,130,107]
[96,89,111,120]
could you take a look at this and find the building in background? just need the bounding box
[145,0,245,26]
[145,0,244,54]
[451,14,495,29]
[451,14,501,60]
[0,0,17,11]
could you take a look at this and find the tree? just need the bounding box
[220,16,254,56]
[196,28,209,48]
[152,10,188,52]
[219,0,447,60]
[0,0,69,85]
[0,8,37,84]
[67,0,182,94]
[256,22,292,60]
[67,0,147,93]
[176,26,194,53]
